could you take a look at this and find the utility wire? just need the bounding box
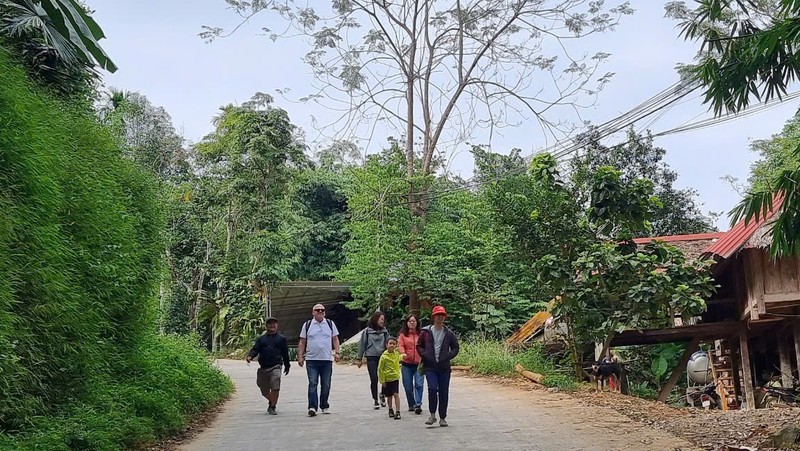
[359,88,800,211]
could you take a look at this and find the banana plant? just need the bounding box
[0,0,116,72]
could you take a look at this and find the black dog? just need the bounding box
[589,360,622,392]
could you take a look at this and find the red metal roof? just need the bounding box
[704,195,784,259]
[632,232,725,244]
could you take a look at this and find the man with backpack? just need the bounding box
[298,303,341,417]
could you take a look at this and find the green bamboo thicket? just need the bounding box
[0,49,231,450]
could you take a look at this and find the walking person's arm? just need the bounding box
[449,331,460,361]
[297,338,306,367]
[331,321,340,362]
[378,353,387,386]
[333,335,341,363]
[356,329,367,367]
[245,337,259,363]
[280,336,291,375]
[416,330,427,363]
[398,334,408,360]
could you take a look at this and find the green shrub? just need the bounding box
[628,381,659,400]
[340,341,359,362]
[1,335,232,450]
[0,50,232,449]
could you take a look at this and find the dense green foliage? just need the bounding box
[747,112,800,192]
[126,96,354,351]
[0,50,230,450]
[619,343,688,400]
[490,154,715,376]
[569,128,717,235]
[336,145,541,337]
[331,135,717,344]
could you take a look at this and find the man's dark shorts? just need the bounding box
[256,364,282,394]
[382,379,400,396]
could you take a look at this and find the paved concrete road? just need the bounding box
[180,360,696,451]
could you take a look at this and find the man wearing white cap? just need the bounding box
[298,303,340,416]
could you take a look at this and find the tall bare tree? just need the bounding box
[203,0,633,312]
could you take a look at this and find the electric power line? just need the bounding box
[359,87,800,211]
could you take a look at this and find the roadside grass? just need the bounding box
[453,340,577,391]
[0,335,232,451]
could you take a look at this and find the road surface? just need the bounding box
[179,360,696,451]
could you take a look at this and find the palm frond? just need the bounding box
[1,0,81,65]
[1,0,116,72]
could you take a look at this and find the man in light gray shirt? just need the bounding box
[298,303,341,416]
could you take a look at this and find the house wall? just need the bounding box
[741,248,800,320]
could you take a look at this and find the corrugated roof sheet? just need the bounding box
[704,195,784,260]
[506,311,552,345]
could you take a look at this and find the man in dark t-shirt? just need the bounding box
[246,316,291,415]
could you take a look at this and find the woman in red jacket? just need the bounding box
[398,314,424,414]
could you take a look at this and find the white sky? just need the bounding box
[90,1,800,231]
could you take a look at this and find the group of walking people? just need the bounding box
[246,303,459,427]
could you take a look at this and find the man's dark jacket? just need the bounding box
[248,332,291,370]
[417,325,459,372]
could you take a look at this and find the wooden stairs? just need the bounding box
[708,339,740,410]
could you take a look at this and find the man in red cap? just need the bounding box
[417,305,459,427]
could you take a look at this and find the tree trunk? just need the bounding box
[212,203,234,353]
[566,316,583,380]
[599,319,618,361]
[408,290,420,315]
[158,280,165,335]
[404,66,423,315]
[192,239,212,332]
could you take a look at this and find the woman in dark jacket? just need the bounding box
[357,311,389,409]
[417,305,459,427]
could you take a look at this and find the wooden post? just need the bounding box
[793,320,800,382]
[739,326,756,410]
[743,250,766,320]
[778,329,793,387]
[730,336,743,407]
[657,336,702,403]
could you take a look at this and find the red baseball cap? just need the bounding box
[432,305,447,317]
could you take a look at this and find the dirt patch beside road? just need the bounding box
[457,369,800,450]
[572,390,800,450]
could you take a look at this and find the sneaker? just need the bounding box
[415,406,422,415]
[321,408,330,414]
[394,411,401,420]
[267,405,277,415]
[388,408,394,418]
[425,414,437,425]
[374,399,380,410]
[308,408,317,417]
[439,418,448,427]
[380,394,386,407]
[408,407,415,412]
